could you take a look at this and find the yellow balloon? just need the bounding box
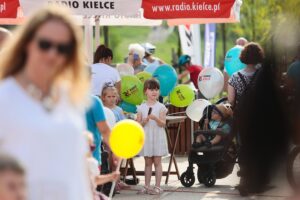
[109,120,145,159]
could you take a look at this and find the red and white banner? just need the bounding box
[0,0,20,18]
[19,0,142,17]
[142,0,235,19]
[168,0,242,26]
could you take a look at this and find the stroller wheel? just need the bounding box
[180,172,195,187]
[203,172,216,187]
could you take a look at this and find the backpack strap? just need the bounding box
[237,72,247,88]
[237,70,259,94]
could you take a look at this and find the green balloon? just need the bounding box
[121,76,144,105]
[136,71,152,83]
[170,84,195,108]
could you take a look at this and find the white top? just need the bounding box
[91,63,121,96]
[137,102,168,157]
[87,157,100,189]
[0,78,92,200]
[87,157,100,178]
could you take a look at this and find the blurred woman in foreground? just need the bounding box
[0,6,92,200]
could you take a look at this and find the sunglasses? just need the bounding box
[36,38,73,56]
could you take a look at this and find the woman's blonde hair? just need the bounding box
[0,6,89,106]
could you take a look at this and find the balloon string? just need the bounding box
[109,159,122,200]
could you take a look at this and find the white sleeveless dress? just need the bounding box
[137,102,169,157]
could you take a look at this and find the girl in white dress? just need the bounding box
[136,79,168,195]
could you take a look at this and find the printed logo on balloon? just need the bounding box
[136,71,152,83]
[170,84,195,108]
[198,67,224,99]
[121,76,144,105]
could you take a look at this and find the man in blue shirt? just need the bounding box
[86,95,111,165]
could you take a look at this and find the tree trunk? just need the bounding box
[251,0,256,41]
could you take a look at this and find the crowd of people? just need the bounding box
[0,5,298,200]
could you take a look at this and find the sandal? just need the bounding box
[152,186,164,194]
[137,186,150,195]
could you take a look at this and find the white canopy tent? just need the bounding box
[20,0,142,16]
[7,0,162,63]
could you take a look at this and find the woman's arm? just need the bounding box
[97,121,120,165]
[227,85,236,107]
[223,71,229,92]
[97,121,111,147]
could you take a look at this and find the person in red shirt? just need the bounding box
[177,54,203,89]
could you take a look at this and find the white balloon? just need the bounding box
[186,99,211,122]
[116,63,134,77]
[198,67,224,99]
[103,107,116,129]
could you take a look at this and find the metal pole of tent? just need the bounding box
[84,16,94,64]
[95,16,100,48]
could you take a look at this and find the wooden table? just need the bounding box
[121,115,187,185]
[164,115,187,184]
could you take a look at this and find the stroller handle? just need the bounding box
[215,97,228,104]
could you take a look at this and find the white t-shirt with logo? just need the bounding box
[0,78,92,200]
[91,63,121,96]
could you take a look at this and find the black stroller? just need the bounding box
[180,98,238,187]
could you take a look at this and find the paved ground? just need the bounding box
[114,156,293,200]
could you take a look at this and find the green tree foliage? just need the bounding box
[226,0,282,44]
